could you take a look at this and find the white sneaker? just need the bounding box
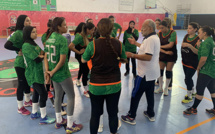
[98,124,103,133]
[76,79,81,87]
[61,110,67,116]
[83,91,90,98]
[154,88,163,94]
[117,120,121,130]
[164,88,168,96]
[61,103,67,107]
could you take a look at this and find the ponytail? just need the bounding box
[201,26,215,41]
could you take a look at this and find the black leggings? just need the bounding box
[125,52,136,75]
[15,67,30,101]
[183,65,196,91]
[76,56,89,86]
[89,91,121,134]
[32,83,48,108]
[196,73,215,96]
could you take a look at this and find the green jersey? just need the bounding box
[82,40,127,95]
[123,29,139,52]
[22,43,44,86]
[72,33,85,46]
[8,30,25,68]
[112,23,122,38]
[44,32,71,82]
[198,37,215,78]
[41,33,47,44]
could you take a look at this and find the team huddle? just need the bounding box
[4,14,215,134]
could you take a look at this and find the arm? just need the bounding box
[132,29,139,41]
[182,42,198,54]
[81,58,87,63]
[4,41,20,51]
[160,42,175,49]
[68,42,84,54]
[197,57,207,71]
[128,37,141,47]
[44,53,50,84]
[117,27,122,39]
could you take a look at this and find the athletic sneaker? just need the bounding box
[48,91,54,98]
[154,88,163,94]
[183,107,197,115]
[83,91,90,98]
[61,110,67,116]
[124,71,129,76]
[18,106,31,115]
[206,109,215,116]
[98,124,103,133]
[39,115,56,125]
[76,79,81,87]
[164,88,168,96]
[24,100,32,107]
[192,93,196,98]
[31,112,41,120]
[66,122,83,134]
[55,118,67,129]
[182,95,193,104]
[121,114,136,125]
[62,103,67,107]
[143,111,155,122]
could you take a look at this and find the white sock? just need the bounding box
[32,103,38,114]
[84,86,88,91]
[187,91,192,98]
[158,77,163,90]
[99,115,103,126]
[40,107,47,118]
[192,87,196,94]
[17,100,23,109]
[67,115,73,128]
[56,113,62,123]
[24,93,31,102]
[165,79,171,90]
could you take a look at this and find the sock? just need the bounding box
[84,86,88,91]
[187,90,192,98]
[212,98,215,109]
[192,87,196,94]
[40,107,47,118]
[165,79,171,90]
[192,98,202,109]
[56,113,62,123]
[24,93,31,102]
[99,115,103,126]
[67,115,73,128]
[158,77,163,90]
[17,100,23,109]
[32,103,38,114]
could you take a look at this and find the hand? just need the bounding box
[18,50,23,56]
[128,37,136,45]
[116,36,120,39]
[46,71,54,78]
[166,51,174,55]
[79,48,85,54]
[182,43,188,48]
[45,72,51,84]
[126,52,134,58]
[132,28,135,33]
[38,55,44,59]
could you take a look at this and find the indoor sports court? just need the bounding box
[0,0,215,134]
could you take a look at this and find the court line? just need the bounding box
[173,83,212,101]
[176,116,215,134]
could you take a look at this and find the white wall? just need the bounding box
[56,0,177,14]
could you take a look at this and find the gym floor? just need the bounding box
[0,30,214,134]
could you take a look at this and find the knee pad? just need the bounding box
[166,71,172,79]
[160,70,164,77]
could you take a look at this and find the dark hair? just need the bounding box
[81,22,95,46]
[97,18,127,63]
[155,18,161,23]
[47,19,52,27]
[126,21,135,34]
[74,22,85,35]
[15,15,28,31]
[160,20,168,27]
[86,18,93,23]
[201,26,215,41]
[189,22,199,32]
[163,17,171,28]
[45,19,53,40]
[52,17,65,33]
[109,15,114,19]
